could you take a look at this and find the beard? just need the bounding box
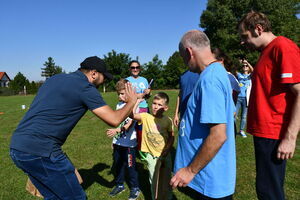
[92,79,101,89]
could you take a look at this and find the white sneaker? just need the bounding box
[240,131,247,138]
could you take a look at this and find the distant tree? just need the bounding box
[142,55,164,89]
[41,57,63,79]
[102,50,132,91]
[163,51,186,89]
[200,0,299,71]
[27,81,39,94]
[9,72,30,94]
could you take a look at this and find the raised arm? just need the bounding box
[170,123,227,188]
[92,83,137,127]
[243,59,254,73]
[131,98,143,121]
[106,118,134,138]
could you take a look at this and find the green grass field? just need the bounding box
[0,91,299,200]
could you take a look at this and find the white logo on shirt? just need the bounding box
[179,119,185,137]
[139,82,146,90]
[281,73,292,78]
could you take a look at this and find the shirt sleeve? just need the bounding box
[80,85,106,110]
[144,78,149,89]
[199,80,227,124]
[228,73,240,92]
[274,40,300,84]
[139,113,147,124]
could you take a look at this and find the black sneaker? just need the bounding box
[128,187,140,200]
[109,185,125,196]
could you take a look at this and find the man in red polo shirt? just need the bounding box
[238,11,300,200]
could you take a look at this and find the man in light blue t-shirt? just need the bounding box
[170,30,236,200]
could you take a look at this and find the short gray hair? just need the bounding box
[179,30,210,52]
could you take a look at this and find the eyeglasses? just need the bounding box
[130,66,140,70]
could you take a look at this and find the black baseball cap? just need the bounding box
[80,56,113,80]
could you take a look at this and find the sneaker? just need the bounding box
[240,130,247,138]
[128,187,140,200]
[109,185,125,196]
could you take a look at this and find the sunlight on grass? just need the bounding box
[0,91,299,199]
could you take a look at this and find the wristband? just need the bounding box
[121,126,126,132]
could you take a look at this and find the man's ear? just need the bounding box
[186,47,192,60]
[255,24,264,36]
[90,70,98,79]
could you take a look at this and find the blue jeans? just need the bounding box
[113,145,139,188]
[235,97,247,132]
[10,149,86,200]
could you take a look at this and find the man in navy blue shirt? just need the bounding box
[10,56,137,200]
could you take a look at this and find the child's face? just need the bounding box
[117,89,126,102]
[151,98,168,117]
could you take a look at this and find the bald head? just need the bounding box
[179,30,210,52]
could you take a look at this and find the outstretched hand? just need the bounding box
[106,128,118,138]
[124,82,138,104]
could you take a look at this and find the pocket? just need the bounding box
[11,149,42,162]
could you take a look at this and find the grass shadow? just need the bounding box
[78,163,113,190]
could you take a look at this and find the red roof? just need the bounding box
[0,72,11,81]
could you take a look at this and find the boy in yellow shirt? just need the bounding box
[132,92,174,200]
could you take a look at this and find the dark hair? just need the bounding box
[153,92,169,105]
[115,79,128,92]
[238,11,272,37]
[129,60,140,67]
[212,48,233,72]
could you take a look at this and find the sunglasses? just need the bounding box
[130,66,140,70]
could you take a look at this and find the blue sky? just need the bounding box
[0,0,207,81]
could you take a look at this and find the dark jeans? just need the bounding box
[178,187,233,200]
[197,193,233,200]
[10,148,86,200]
[235,97,247,131]
[113,144,139,188]
[180,186,233,200]
[253,137,286,200]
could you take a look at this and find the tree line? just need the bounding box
[5,0,299,95]
[6,51,186,95]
